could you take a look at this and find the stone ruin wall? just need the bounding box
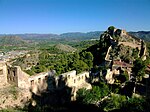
[28,70,91,100]
[7,65,19,86]
[17,66,30,89]
[105,68,120,84]
[0,61,91,101]
[6,65,30,89]
[120,30,127,36]
[60,70,91,100]
[28,72,49,94]
[105,46,112,61]
[63,71,90,89]
[0,61,7,86]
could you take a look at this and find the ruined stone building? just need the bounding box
[104,60,133,84]
[0,61,7,86]
[0,61,91,101]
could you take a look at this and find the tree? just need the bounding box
[132,58,147,81]
[71,60,89,74]
[31,65,47,73]
[120,97,148,112]
[80,51,94,68]
[77,82,109,104]
[102,94,127,111]
[132,58,147,93]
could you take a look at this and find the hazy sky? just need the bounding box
[0,0,150,34]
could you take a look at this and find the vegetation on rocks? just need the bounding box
[1,26,150,112]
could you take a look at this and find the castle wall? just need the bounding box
[105,69,115,84]
[0,61,7,85]
[59,70,76,88]
[17,66,30,89]
[7,65,18,86]
[61,71,91,101]
[139,40,147,60]
[105,46,112,61]
[113,69,120,75]
[1,61,91,101]
[120,30,127,36]
[74,72,90,87]
[60,71,90,88]
[28,72,49,94]
[61,70,76,79]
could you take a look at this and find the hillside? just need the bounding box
[54,44,77,52]
[0,31,103,41]
[0,36,27,46]
[84,26,147,65]
[0,31,149,42]
[129,31,150,41]
[16,33,59,40]
[100,26,146,62]
[60,31,103,40]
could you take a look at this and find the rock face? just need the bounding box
[99,26,147,63]
[0,36,27,46]
[0,85,31,109]
[98,26,147,84]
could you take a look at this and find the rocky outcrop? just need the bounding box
[100,26,147,63]
[0,85,31,109]
[99,26,147,84]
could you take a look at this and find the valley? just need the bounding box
[0,26,150,112]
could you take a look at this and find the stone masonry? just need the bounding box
[0,61,91,102]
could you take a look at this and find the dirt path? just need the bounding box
[119,42,141,49]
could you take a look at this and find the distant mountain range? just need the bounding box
[59,31,103,40]
[0,36,27,46]
[0,31,103,41]
[0,31,150,43]
[128,31,150,42]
